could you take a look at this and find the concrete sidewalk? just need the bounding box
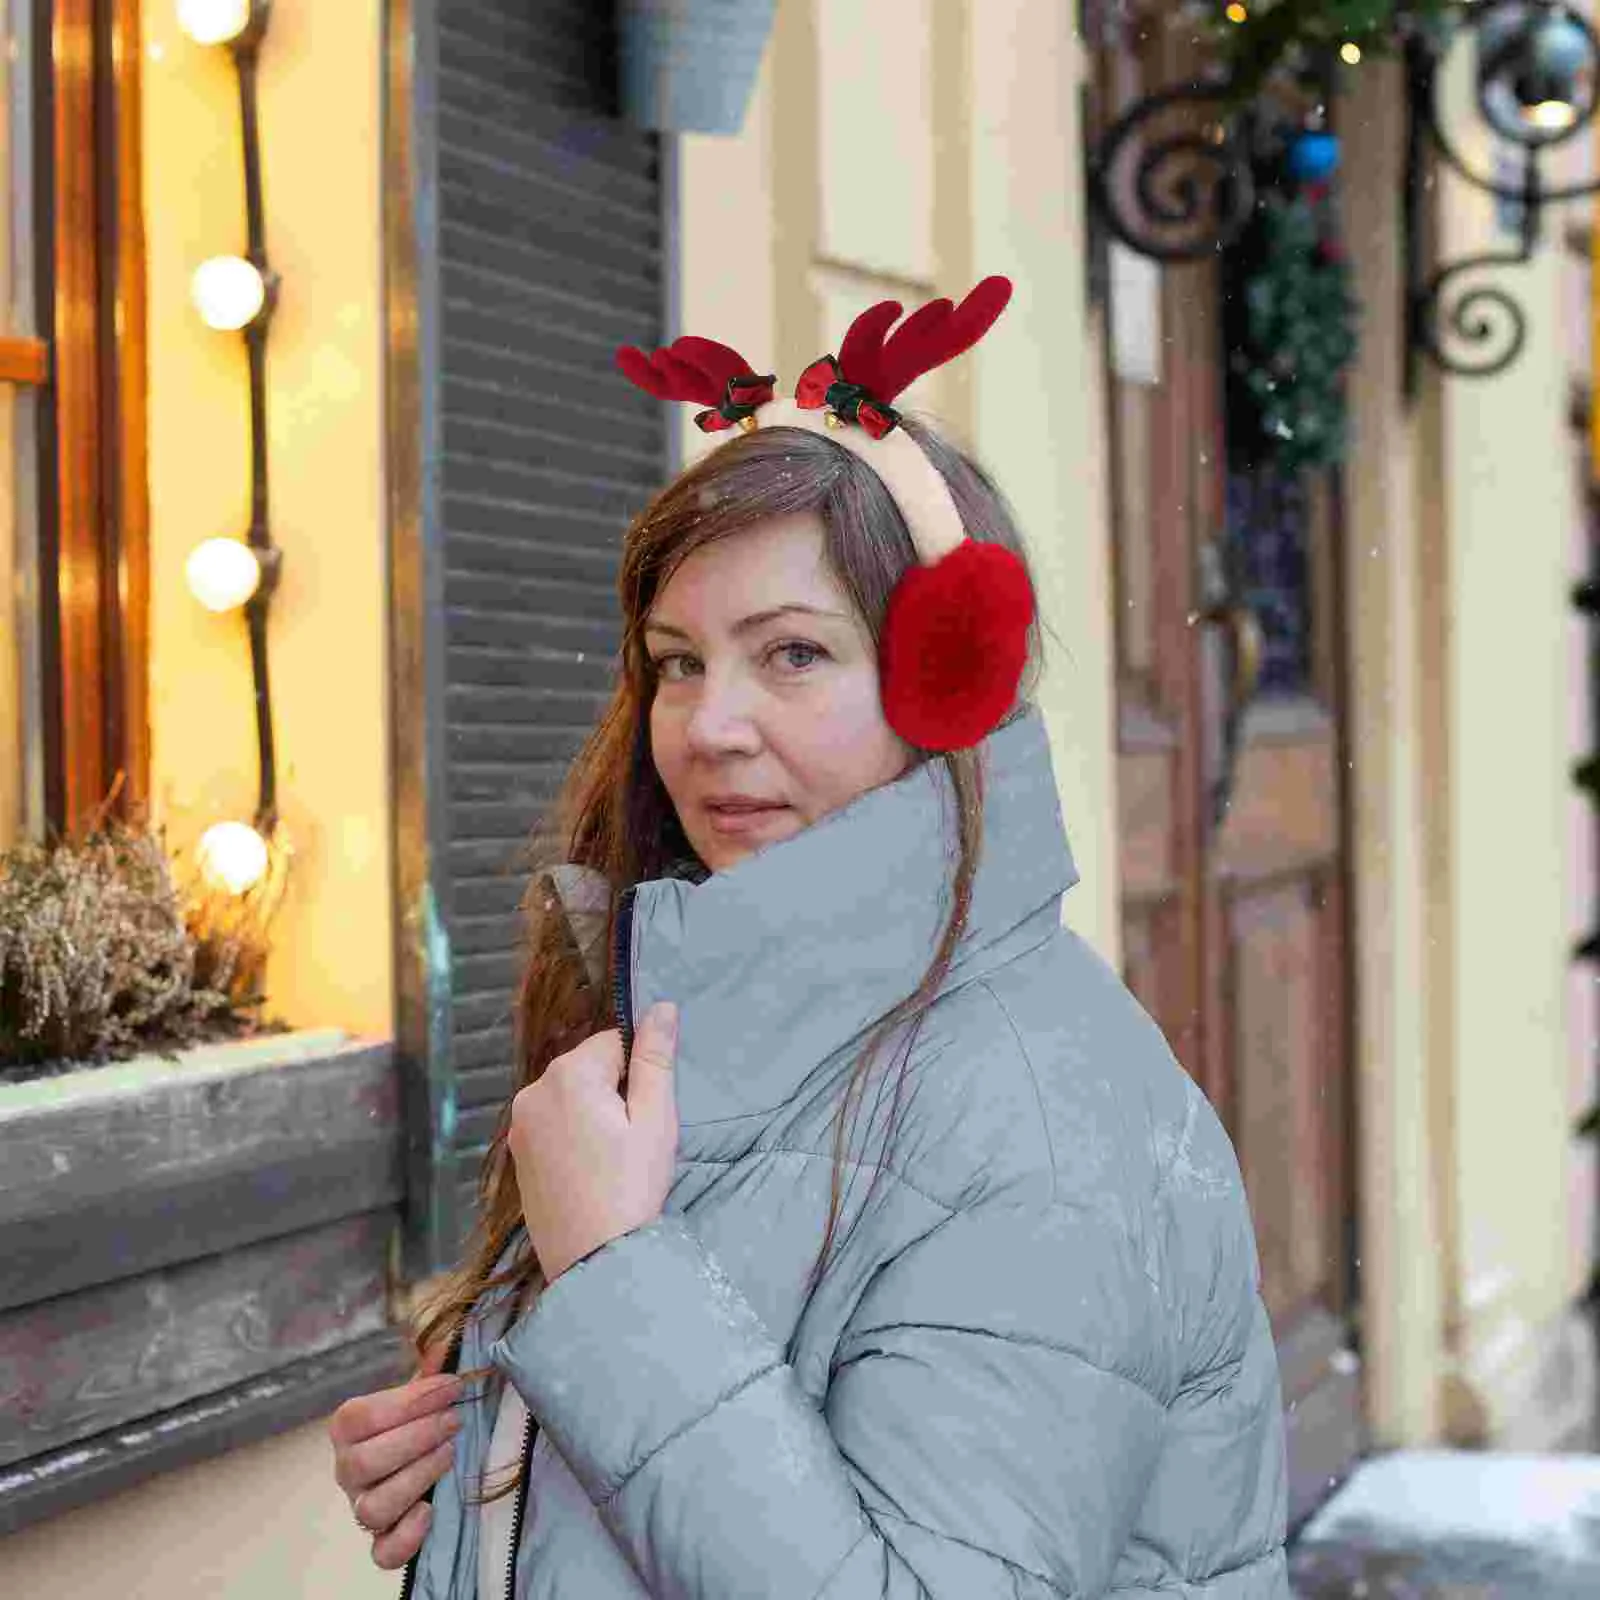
[1288,1451,1600,1598]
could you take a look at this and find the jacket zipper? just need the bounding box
[502,1407,535,1600]
[613,883,639,1065]
[400,883,639,1600]
[397,1321,465,1600]
[501,885,637,1598]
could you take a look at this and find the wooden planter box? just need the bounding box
[0,1031,413,1534]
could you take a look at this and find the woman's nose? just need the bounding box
[684,666,761,755]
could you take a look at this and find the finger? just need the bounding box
[370,1499,433,1572]
[626,1002,678,1123]
[354,1435,459,1539]
[330,1367,463,1451]
[562,1028,626,1089]
[332,1371,457,1460]
[332,1389,464,1495]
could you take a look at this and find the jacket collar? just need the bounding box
[620,706,1078,1127]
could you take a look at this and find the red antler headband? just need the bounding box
[616,276,1033,752]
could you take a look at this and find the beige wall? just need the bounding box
[965,0,1119,957]
[1340,59,1448,1447]
[1435,56,1590,1447]
[680,0,1121,959]
[142,0,392,1039]
[1343,50,1593,1450]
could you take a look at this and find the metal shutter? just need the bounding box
[395,0,668,1277]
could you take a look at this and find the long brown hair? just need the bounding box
[406,417,1040,1506]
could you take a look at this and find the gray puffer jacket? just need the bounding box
[405,708,1289,1598]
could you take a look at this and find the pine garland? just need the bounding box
[1196,0,1452,98]
[1229,181,1360,472]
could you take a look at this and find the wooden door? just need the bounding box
[1088,12,1363,1533]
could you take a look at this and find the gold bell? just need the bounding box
[823,410,844,430]
[739,414,759,433]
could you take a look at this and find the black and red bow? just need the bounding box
[615,335,775,433]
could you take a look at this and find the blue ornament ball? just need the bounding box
[1288,131,1342,182]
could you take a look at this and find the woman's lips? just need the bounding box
[702,801,791,837]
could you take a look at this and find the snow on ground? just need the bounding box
[1288,1450,1600,1599]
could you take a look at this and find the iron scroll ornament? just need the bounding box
[1086,1,1600,385]
[1087,81,1258,263]
[1406,3,1600,386]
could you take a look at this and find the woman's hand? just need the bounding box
[327,1341,466,1571]
[510,1001,680,1284]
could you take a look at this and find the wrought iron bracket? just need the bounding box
[1086,80,1258,263]
[1404,5,1600,391]
[1083,2,1600,389]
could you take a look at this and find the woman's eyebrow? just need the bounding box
[644,604,847,640]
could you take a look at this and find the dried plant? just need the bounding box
[0,812,287,1083]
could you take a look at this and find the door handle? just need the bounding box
[1195,536,1263,831]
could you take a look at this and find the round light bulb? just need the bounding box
[1340,42,1362,66]
[186,537,262,612]
[191,256,266,331]
[176,0,253,46]
[1225,3,1248,23]
[1523,97,1580,131]
[198,821,270,895]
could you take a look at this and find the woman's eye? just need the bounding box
[771,640,826,672]
[653,653,700,681]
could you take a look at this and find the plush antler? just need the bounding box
[835,277,1013,403]
[616,336,744,405]
[616,335,776,431]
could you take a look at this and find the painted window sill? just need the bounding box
[0,1029,412,1534]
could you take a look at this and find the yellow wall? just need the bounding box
[0,385,23,849]
[143,0,392,1039]
[1,0,41,852]
[6,9,399,1596]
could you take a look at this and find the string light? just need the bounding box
[1341,42,1363,66]
[185,0,283,902]
[191,255,267,331]
[185,537,262,612]
[176,0,253,47]
[1226,3,1248,23]
[197,820,271,894]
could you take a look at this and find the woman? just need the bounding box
[329,283,1290,1598]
